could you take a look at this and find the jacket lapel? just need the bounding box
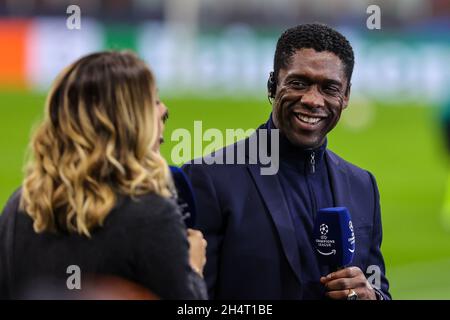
[325,150,353,208]
[247,164,302,285]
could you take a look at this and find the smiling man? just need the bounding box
[183,23,391,300]
[271,47,349,149]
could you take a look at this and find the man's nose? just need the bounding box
[300,86,325,109]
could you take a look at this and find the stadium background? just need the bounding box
[0,0,449,299]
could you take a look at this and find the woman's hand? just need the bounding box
[187,229,207,277]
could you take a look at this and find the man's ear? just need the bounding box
[267,71,276,104]
[342,82,351,109]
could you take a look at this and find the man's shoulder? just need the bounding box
[183,121,273,167]
[326,149,375,184]
[183,135,254,169]
[183,135,378,187]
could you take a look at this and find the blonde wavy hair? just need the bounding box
[20,51,173,237]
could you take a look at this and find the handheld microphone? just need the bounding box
[312,207,355,270]
[169,166,196,229]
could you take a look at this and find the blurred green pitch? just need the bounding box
[0,90,449,299]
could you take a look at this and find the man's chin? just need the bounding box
[287,134,324,150]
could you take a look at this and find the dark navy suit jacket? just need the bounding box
[183,124,390,300]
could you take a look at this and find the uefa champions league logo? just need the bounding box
[319,224,329,236]
[316,223,336,255]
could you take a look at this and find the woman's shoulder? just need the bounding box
[111,192,181,225]
[0,188,23,244]
[0,189,182,233]
[119,192,178,213]
[1,188,22,218]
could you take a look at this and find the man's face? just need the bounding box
[272,48,350,149]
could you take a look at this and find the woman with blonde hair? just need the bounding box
[0,51,207,299]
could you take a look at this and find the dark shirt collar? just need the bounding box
[267,113,327,167]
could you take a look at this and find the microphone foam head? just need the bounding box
[312,207,355,268]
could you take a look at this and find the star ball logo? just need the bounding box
[319,224,328,236]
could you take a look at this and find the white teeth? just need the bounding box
[296,114,321,124]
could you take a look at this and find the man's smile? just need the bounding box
[292,111,327,131]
